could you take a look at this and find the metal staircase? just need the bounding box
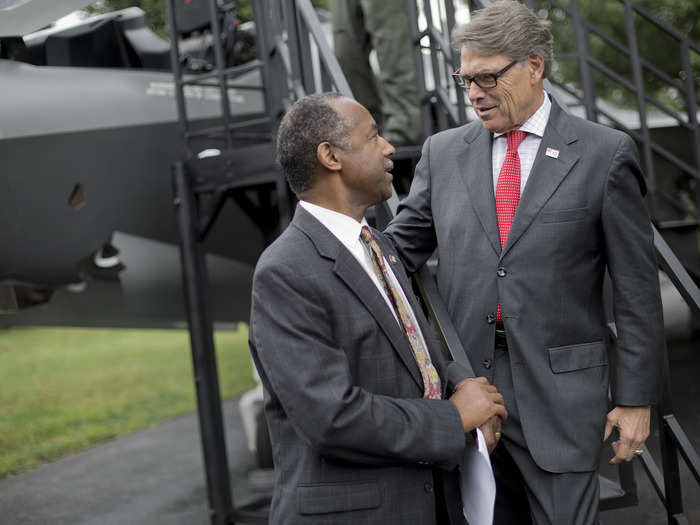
[401,0,700,284]
[165,1,297,523]
[527,0,700,284]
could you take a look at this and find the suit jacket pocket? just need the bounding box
[297,481,381,515]
[540,206,588,223]
[548,341,607,373]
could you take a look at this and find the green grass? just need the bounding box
[0,325,255,479]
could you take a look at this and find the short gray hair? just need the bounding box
[276,93,353,194]
[452,0,553,78]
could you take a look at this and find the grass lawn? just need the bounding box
[0,325,255,479]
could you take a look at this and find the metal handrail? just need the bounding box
[539,0,700,224]
[654,229,700,316]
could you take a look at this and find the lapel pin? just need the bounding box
[390,255,397,263]
[545,147,560,159]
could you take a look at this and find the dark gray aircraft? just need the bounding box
[0,0,268,328]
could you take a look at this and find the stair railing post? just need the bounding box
[623,0,658,220]
[570,0,597,122]
[172,161,235,525]
[165,0,191,158]
[680,40,700,253]
[657,345,685,523]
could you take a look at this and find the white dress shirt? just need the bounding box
[299,200,429,348]
[491,93,552,194]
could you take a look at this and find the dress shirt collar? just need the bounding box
[493,91,551,140]
[299,200,368,252]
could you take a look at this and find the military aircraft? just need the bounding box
[0,0,270,328]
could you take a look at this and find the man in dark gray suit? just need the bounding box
[385,2,664,524]
[249,92,508,524]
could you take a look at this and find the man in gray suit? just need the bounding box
[249,92,508,524]
[385,2,664,524]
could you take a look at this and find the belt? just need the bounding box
[494,324,508,351]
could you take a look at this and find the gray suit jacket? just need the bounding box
[385,97,664,473]
[249,205,472,524]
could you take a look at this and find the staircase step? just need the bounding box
[658,220,699,231]
[599,474,638,510]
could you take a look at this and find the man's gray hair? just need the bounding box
[276,92,354,195]
[452,0,553,78]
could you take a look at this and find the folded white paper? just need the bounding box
[460,428,496,525]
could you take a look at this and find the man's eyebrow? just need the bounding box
[464,68,497,76]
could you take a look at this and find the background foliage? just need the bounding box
[86,0,329,37]
[534,0,698,110]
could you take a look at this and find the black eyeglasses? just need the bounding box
[452,60,518,90]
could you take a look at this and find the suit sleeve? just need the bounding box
[384,136,438,273]
[601,133,664,406]
[249,259,467,469]
[445,360,473,392]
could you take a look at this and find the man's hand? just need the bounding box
[479,416,502,454]
[603,406,651,464]
[449,377,507,433]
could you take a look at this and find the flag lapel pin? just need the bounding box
[545,147,560,159]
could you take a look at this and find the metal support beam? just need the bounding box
[174,162,269,524]
[623,0,658,219]
[570,0,597,122]
[680,40,700,243]
[206,0,234,150]
[657,348,686,523]
[165,0,191,157]
[173,161,234,525]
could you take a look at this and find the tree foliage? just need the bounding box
[86,0,328,37]
[533,0,699,111]
[86,0,168,37]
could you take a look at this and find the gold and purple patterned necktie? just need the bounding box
[360,226,442,399]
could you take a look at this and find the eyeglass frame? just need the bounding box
[452,59,519,90]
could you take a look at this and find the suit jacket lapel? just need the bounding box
[293,206,424,391]
[459,124,501,256]
[501,100,580,259]
[333,250,425,391]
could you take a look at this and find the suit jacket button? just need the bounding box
[486,313,496,324]
[424,482,434,493]
[482,359,492,369]
[497,267,506,277]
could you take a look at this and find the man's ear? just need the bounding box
[527,53,545,83]
[317,142,341,171]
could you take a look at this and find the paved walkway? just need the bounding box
[0,400,259,525]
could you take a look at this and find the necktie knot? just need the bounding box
[506,130,527,152]
[360,226,373,244]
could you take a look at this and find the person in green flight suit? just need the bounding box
[331,0,422,147]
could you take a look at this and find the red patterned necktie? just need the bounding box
[495,130,527,322]
[360,226,442,399]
